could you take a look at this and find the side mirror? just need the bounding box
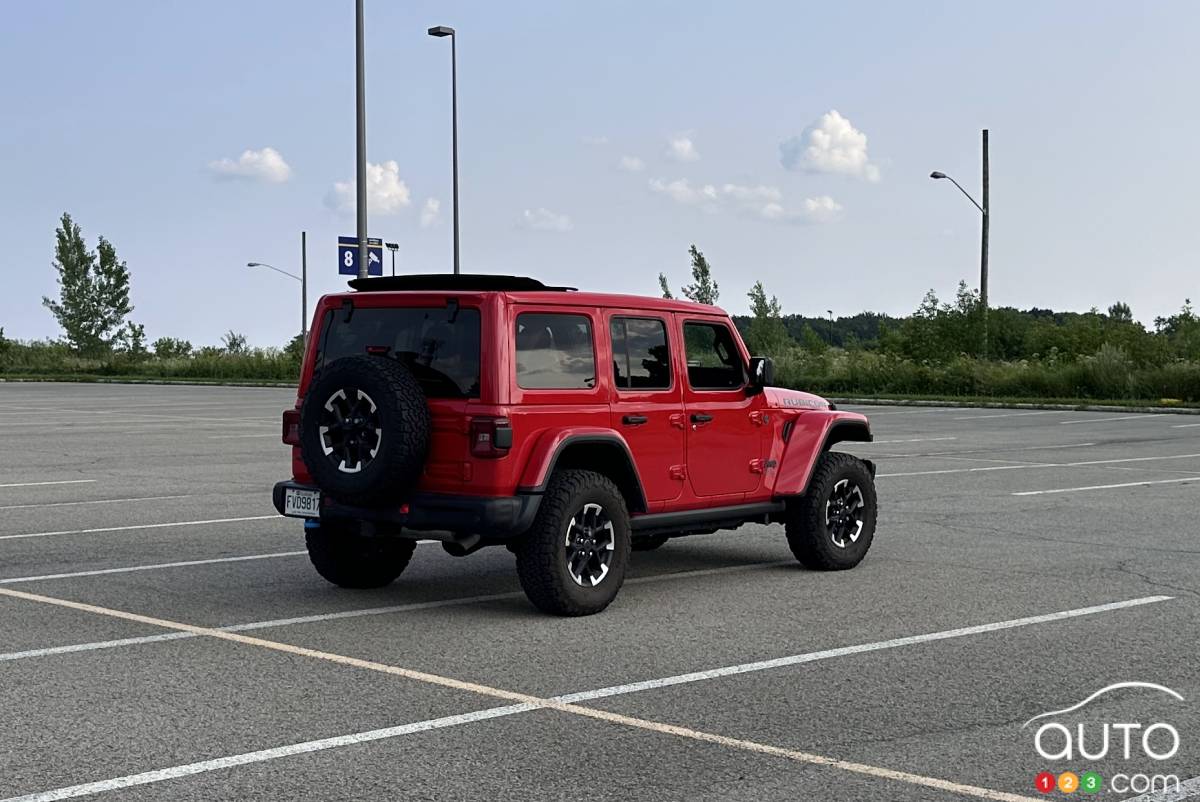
[748,356,775,390]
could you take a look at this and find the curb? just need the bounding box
[0,377,295,389]
[828,397,1200,415]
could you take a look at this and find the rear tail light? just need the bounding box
[282,409,301,445]
[470,417,512,458]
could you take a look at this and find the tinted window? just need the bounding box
[611,317,671,390]
[515,313,596,389]
[683,322,744,390]
[316,307,481,398]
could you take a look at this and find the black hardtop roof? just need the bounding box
[348,274,576,293]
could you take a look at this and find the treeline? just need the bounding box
[5,217,1200,403]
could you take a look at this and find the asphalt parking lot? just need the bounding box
[1,382,1198,801]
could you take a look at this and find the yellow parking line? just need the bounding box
[0,585,1040,801]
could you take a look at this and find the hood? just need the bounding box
[762,387,833,411]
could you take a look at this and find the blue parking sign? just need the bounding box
[338,236,384,276]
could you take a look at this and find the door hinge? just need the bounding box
[750,411,770,426]
[669,464,687,480]
[749,458,765,474]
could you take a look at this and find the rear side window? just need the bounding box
[315,306,481,398]
[611,317,671,390]
[683,321,744,390]
[515,313,596,389]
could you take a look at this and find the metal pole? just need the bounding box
[450,32,460,275]
[301,231,308,339]
[827,310,834,347]
[355,0,369,280]
[980,128,989,358]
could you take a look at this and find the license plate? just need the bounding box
[283,487,321,518]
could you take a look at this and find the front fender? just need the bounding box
[770,411,872,496]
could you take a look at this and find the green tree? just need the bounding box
[745,280,791,355]
[221,330,249,355]
[42,213,134,356]
[657,272,674,299]
[152,337,193,359]
[1107,301,1133,323]
[681,245,719,305]
[113,322,148,361]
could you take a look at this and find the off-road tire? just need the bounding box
[632,534,670,552]
[305,521,417,589]
[785,452,877,570]
[300,355,431,507]
[515,470,631,616]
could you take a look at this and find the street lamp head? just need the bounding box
[428,25,455,37]
[930,171,947,180]
[247,262,263,267]
[385,242,399,251]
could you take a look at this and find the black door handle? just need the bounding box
[622,415,648,426]
[690,413,713,424]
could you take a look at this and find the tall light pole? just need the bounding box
[930,128,990,356]
[826,309,834,347]
[300,231,307,337]
[385,241,398,276]
[247,259,306,338]
[355,0,369,280]
[428,25,460,275]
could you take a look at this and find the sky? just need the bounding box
[2,0,1198,347]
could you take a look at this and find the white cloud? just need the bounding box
[326,160,411,215]
[618,155,645,173]
[651,178,841,224]
[582,135,609,146]
[665,136,700,162]
[780,110,880,182]
[208,147,291,183]
[649,178,719,206]
[519,207,573,232]
[420,197,441,228]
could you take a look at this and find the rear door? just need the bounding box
[606,313,685,506]
[679,318,763,498]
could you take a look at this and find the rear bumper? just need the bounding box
[272,481,540,541]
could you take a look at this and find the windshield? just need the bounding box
[314,305,481,399]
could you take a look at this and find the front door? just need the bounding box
[680,319,763,497]
[607,314,685,506]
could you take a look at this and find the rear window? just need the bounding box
[515,313,596,390]
[315,306,481,398]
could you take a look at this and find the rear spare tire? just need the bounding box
[300,355,431,506]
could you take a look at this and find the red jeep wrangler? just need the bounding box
[273,275,877,616]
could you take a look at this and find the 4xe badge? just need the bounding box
[1024,682,1185,796]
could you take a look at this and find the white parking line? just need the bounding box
[953,410,1064,420]
[880,452,1200,478]
[0,591,1165,802]
[873,442,1097,459]
[0,515,282,542]
[0,479,96,489]
[1060,414,1161,425]
[1012,477,1200,496]
[1173,423,1200,429]
[0,560,794,662]
[861,437,958,444]
[0,495,189,512]
[0,550,308,585]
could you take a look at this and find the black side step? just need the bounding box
[630,501,786,537]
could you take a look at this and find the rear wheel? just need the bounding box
[305,520,417,589]
[515,470,631,616]
[785,452,877,570]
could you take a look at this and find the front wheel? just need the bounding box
[785,452,877,570]
[515,470,631,616]
[305,520,417,589]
